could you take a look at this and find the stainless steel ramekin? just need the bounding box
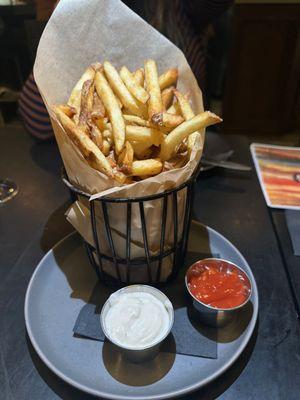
[100,285,174,363]
[185,258,252,328]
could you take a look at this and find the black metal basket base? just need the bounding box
[62,169,195,286]
[84,241,186,287]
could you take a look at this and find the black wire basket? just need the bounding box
[62,170,196,286]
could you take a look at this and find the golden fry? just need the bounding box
[103,61,144,117]
[161,86,174,110]
[53,106,113,177]
[122,105,148,118]
[107,152,117,168]
[93,91,106,117]
[173,89,194,120]
[160,111,222,161]
[131,159,163,177]
[91,62,103,72]
[102,129,112,140]
[151,112,184,130]
[120,66,149,104]
[118,140,134,174]
[167,102,181,115]
[89,124,103,149]
[95,70,125,154]
[144,59,163,118]
[123,114,152,127]
[79,79,94,126]
[126,125,164,146]
[174,89,203,156]
[102,139,111,156]
[56,104,76,118]
[133,68,144,86]
[68,66,96,120]
[91,115,109,132]
[114,170,133,184]
[158,68,178,90]
[115,96,123,110]
[131,141,152,159]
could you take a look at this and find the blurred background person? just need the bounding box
[18,0,56,140]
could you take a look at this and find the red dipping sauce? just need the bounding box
[186,259,251,309]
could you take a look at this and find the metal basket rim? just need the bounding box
[61,168,195,203]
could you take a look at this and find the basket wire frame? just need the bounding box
[62,170,195,286]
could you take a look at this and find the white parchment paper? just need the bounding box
[34,0,204,282]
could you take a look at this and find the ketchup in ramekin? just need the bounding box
[186,259,251,309]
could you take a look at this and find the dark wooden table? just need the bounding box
[1,127,300,400]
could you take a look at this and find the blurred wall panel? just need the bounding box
[222,3,300,135]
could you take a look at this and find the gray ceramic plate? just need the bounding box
[25,221,258,400]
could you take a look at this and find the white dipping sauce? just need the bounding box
[104,291,170,349]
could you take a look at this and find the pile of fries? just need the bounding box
[53,60,222,184]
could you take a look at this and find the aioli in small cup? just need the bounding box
[185,258,252,327]
[100,285,174,363]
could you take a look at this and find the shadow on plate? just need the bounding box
[52,233,98,303]
[102,336,176,386]
[179,320,259,400]
[27,321,258,400]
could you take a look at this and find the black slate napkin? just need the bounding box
[73,252,219,359]
[285,210,300,256]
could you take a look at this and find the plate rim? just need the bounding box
[24,223,259,400]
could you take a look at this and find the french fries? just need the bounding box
[144,59,163,119]
[167,102,181,115]
[89,124,103,149]
[92,115,109,132]
[93,91,106,117]
[118,140,134,174]
[162,86,175,109]
[131,141,152,159]
[103,61,145,118]
[103,128,112,140]
[160,112,222,161]
[53,106,113,177]
[133,68,144,86]
[152,112,184,130]
[79,79,94,126]
[131,159,163,177]
[120,66,149,104]
[174,89,202,156]
[102,139,111,156]
[174,90,194,119]
[68,65,96,122]
[126,125,164,146]
[95,70,125,154]
[158,68,178,90]
[56,104,76,118]
[123,114,152,127]
[53,59,222,183]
